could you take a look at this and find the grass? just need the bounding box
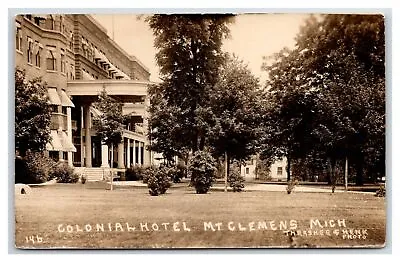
[14,182,386,249]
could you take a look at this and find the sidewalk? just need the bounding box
[109,180,374,194]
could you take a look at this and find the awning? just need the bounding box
[60,90,75,107]
[47,88,61,105]
[60,131,76,152]
[46,130,63,151]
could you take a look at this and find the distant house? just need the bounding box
[240,156,288,181]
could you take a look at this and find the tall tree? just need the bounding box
[146,15,234,154]
[93,88,128,188]
[261,14,385,185]
[15,68,51,157]
[208,54,264,168]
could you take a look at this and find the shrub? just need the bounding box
[51,162,79,183]
[286,179,298,194]
[142,166,156,184]
[188,150,217,194]
[147,166,171,196]
[16,152,56,184]
[125,165,144,181]
[228,168,245,192]
[168,164,186,183]
[375,184,385,197]
[15,157,29,184]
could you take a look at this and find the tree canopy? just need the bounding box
[93,88,127,148]
[15,68,51,156]
[208,54,264,163]
[146,14,234,155]
[261,14,385,184]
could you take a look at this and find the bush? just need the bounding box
[15,157,29,184]
[125,165,144,181]
[147,166,171,196]
[228,168,245,192]
[375,184,385,197]
[286,179,298,194]
[50,162,79,183]
[168,164,186,183]
[142,166,156,184]
[188,150,217,194]
[15,152,56,184]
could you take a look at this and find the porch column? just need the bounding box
[84,105,92,167]
[101,144,109,167]
[127,139,131,168]
[67,107,73,167]
[138,141,142,165]
[118,140,125,168]
[132,140,136,166]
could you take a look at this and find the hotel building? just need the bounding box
[15,14,153,180]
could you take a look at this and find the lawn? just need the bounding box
[14,182,386,249]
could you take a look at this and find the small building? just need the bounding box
[241,156,288,181]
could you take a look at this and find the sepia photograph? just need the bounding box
[12,12,386,249]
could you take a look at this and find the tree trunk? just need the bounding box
[224,151,228,192]
[199,133,205,151]
[355,157,364,186]
[286,155,291,181]
[110,144,114,191]
[330,158,337,187]
[344,157,348,190]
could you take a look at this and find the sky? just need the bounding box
[93,14,309,84]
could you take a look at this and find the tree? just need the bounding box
[15,68,51,157]
[146,15,234,155]
[208,54,264,178]
[147,83,190,163]
[261,14,385,185]
[93,88,128,189]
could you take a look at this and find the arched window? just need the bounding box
[15,22,22,51]
[35,42,42,67]
[27,37,33,64]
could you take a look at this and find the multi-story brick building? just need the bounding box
[15,14,153,180]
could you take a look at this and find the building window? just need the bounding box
[46,46,57,71]
[34,17,41,26]
[27,37,33,64]
[70,64,75,80]
[49,151,59,161]
[69,31,73,50]
[60,49,66,73]
[50,105,58,112]
[60,15,64,33]
[277,166,283,176]
[35,46,42,67]
[245,167,250,175]
[48,15,54,30]
[15,22,22,51]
